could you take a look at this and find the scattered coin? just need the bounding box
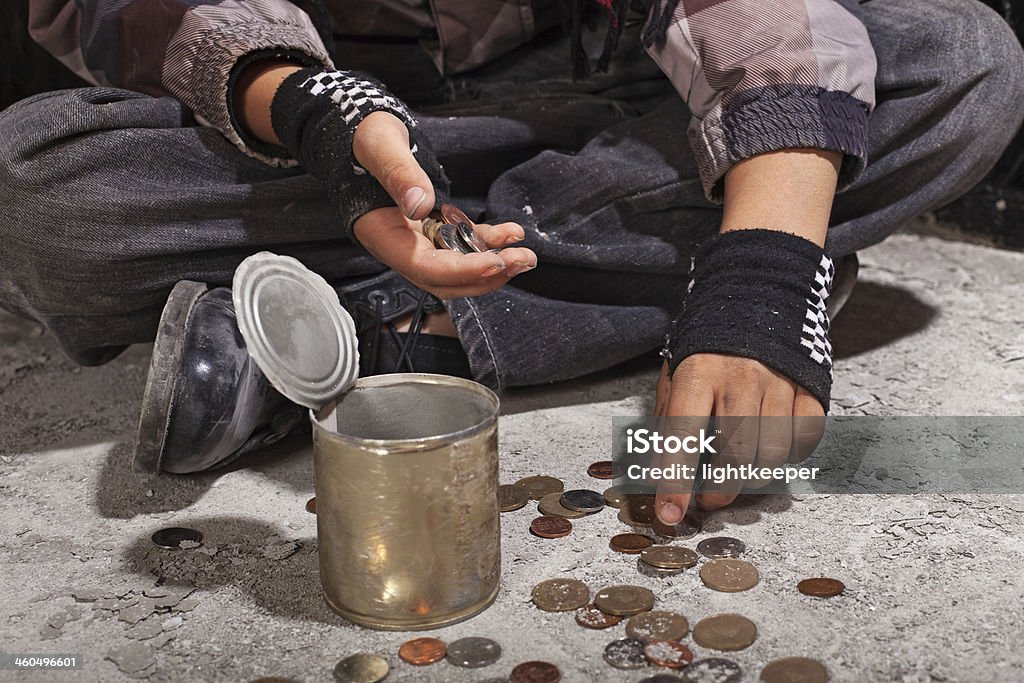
[652,511,703,540]
[332,654,389,683]
[575,604,623,629]
[682,658,743,683]
[446,637,502,668]
[511,660,561,683]
[692,614,758,651]
[644,640,694,669]
[636,558,685,579]
[696,536,745,559]
[603,484,654,508]
[515,476,564,500]
[603,638,648,670]
[587,460,625,479]
[618,495,657,527]
[760,657,829,683]
[398,637,446,666]
[639,676,685,683]
[538,492,588,519]
[610,533,654,554]
[594,585,656,616]
[798,577,845,598]
[640,546,698,570]
[151,527,203,549]
[625,610,689,641]
[560,489,605,513]
[530,515,572,539]
[531,578,590,612]
[305,498,317,514]
[699,559,760,593]
[499,484,530,512]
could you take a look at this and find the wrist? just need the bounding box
[233,61,303,145]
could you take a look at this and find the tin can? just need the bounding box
[311,373,501,630]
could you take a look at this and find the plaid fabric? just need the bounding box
[28,0,875,190]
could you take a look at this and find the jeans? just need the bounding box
[0,0,1021,390]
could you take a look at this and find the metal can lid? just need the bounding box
[232,252,359,410]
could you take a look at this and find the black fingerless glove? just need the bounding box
[269,67,451,238]
[663,229,835,410]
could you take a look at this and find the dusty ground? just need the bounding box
[1,232,1022,683]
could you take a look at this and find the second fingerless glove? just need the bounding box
[269,67,451,238]
[663,229,835,410]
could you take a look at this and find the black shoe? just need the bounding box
[133,278,471,474]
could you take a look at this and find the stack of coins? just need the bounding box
[637,546,699,578]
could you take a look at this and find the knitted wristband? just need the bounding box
[270,67,450,238]
[663,229,835,410]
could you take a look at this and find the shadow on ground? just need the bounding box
[832,281,938,360]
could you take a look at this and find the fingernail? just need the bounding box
[402,187,427,217]
[507,262,535,277]
[505,233,525,245]
[658,503,682,525]
[483,263,506,277]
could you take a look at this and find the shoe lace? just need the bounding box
[363,289,432,374]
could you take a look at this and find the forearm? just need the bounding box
[720,149,841,248]
[233,61,303,146]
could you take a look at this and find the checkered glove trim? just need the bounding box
[662,229,835,410]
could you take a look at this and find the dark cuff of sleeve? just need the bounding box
[705,85,870,201]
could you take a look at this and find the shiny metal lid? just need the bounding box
[232,252,359,410]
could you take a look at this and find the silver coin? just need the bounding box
[455,222,490,253]
[636,558,685,579]
[151,527,203,548]
[697,537,746,559]
[651,512,703,541]
[446,637,502,669]
[332,654,389,683]
[681,658,743,683]
[560,489,605,513]
[603,638,648,670]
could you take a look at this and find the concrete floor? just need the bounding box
[0,232,1022,683]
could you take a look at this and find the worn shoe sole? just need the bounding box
[133,280,210,473]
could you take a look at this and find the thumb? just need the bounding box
[352,111,436,220]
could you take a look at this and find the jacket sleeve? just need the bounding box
[28,0,334,165]
[642,0,877,201]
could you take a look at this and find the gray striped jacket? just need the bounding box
[27,0,876,199]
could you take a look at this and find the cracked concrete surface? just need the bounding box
[0,232,1022,682]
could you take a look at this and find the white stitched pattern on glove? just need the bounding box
[298,71,416,128]
[801,254,834,367]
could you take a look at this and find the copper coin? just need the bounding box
[644,640,694,669]
[530,515,572,539]
[398,637,446,666]
[332,654,389,683]
[699,559,760,593]
[559,489,605,513]
[640,546,699,570]
[575,604,623,629]
[538,492,587,519]
[692,614,758,652]
[587,460,624,479]
[531,578,590,612]
[603,484,654,508]
[610,533,654,555]
[594,585,656,616]
[652,511,703,540]
[760,657,829,683]
[510,660,561,683]
[637,558,685,579]
[603,638,648,670]
[625,610,689,641]
[696,537,745,559]
[797,577,845,598]
[618,495,657,527]
[446,637,502,668]
[683,658,743,683]
[499,483,530,512]
[515,475,564,500]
